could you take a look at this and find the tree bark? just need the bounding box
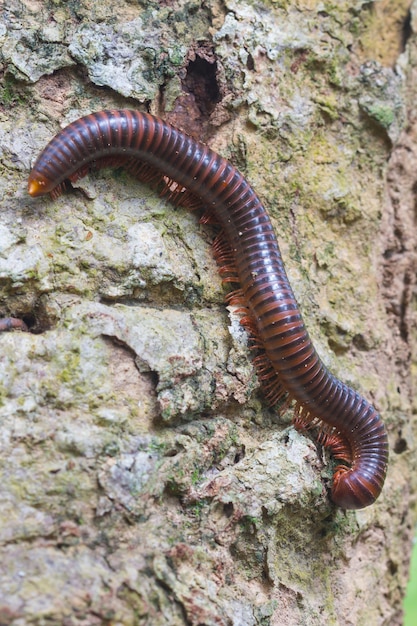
[0,1,415,624]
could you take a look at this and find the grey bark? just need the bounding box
[0,1,416,625]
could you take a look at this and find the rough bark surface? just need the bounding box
[0,1,416,625]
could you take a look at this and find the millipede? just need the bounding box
[27,109,389,509]
[0,317,28,332]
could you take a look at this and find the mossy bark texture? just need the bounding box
[0,1,416,625]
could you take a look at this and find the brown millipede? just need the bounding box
[28,109,388,509]
[0,317,28,333]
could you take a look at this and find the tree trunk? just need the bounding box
[0,1,415,624]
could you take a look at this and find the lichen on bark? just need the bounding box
[0,0,415,625]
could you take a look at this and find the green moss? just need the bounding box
[189,500,205,518]
[239,515,260,532]
[314,94,340,121]
[0,76,25,106]
[191,467,202,485]
[148,439,167,455]
[365,104,395,129]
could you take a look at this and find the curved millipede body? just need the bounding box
[28,109,389,509]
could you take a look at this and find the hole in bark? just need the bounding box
[412,180,417,222]
[401,10,412,52]
[399,270,411,342]
[394,436,407,454]
[166,42,226,139]
[352,334,367,351]
[246,53,255,70]
[21,313,36,329]
[147,370,160,389]
[233,446,245,464]
[183,50,220,117]
[0,302,54,334]
[223,502,234,517]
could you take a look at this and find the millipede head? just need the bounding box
[28,172,53,197]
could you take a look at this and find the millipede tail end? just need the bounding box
[331,466,382,510]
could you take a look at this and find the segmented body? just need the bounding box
[0,317,28,332]
[28,109,388,509]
